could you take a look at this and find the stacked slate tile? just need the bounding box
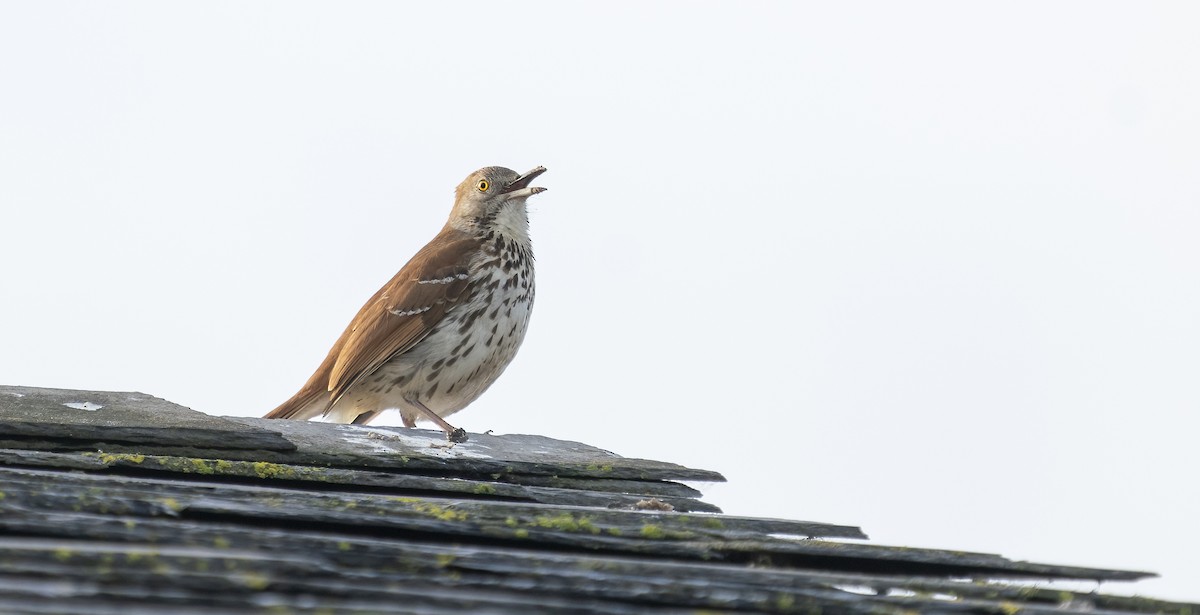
[0,385,1193,614]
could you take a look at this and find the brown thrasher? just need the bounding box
[265,166,547,442]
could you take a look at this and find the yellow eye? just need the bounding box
[477,179,489,192]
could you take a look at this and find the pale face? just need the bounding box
[449,166,547,234]
[451,166,525,219]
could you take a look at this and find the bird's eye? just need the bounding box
[477,179,489,192]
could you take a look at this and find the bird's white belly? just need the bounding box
[328,266,534,425]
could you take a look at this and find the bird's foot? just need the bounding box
[407,399,467,443]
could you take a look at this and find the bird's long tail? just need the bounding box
[264,379,328,420]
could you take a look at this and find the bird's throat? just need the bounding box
[487,203,532,246]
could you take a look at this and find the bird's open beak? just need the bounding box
[503,166,548,199]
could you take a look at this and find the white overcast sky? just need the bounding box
[2,1,1197,602]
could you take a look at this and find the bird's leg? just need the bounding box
[408,399,468,443]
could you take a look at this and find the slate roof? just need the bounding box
[0,384,1193,614]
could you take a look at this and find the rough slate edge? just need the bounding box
[705,539,1154,582]
[231,418,728,483]
[0,434,720,487]
[0,495,1146,591]
[0,448,723,513]
[0,516,1180,614]
[0,440,719,510]
[0,385,725,482]
[0,465,867,541]
[0,537,728,615]
[0,464,1151,583]
[0,429,725,484]
[0,385,294,452]
[1,537,1167,615]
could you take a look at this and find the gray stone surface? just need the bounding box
[0,447,721,513]
[0,385,294,451]
[0,385,1192,614]
[229,417,727,481]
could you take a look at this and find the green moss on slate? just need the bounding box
[251,461,300,479]
[240,571,271,590]
[530,512,600,534]
[92,452,146,465]
[472,483,497,495]
[409,501,467,522]
[89,452,340,484]
[190,459,216,474]
[125,551,149,565]
[637,524,693,540]
[640,524,666,539]
[998,602,1021,615]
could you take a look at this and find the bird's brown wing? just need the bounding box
[325,228,480,407]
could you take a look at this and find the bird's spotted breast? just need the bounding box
[345,242,534,425]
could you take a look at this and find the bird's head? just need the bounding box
[449,166,547,234]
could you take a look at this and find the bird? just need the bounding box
[264,165,547,443]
